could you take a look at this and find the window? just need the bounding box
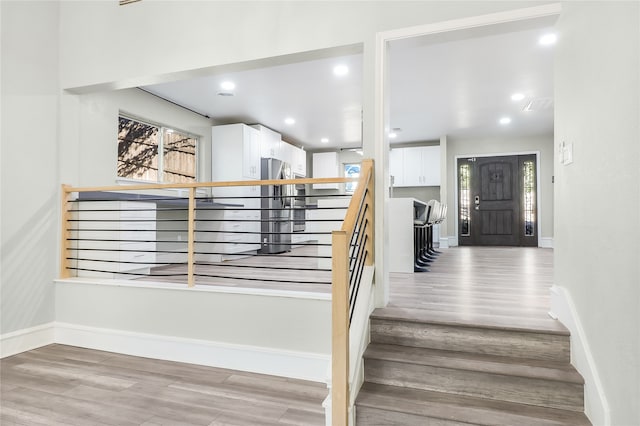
[523,160,536,236]
[459,163,470,236]
[117,115,197,183]
[344,163,361,194]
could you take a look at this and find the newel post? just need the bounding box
[59,184,72,279]
[331,229,349,425]
[187,187,196,287]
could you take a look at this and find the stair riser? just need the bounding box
[371,318,570,362]
[365,359,584,412]
[356,406,473,426]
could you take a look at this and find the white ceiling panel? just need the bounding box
[142,22,554,150]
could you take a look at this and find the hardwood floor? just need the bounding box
[389,246,555,325]
[356,246,591,425]
[137,244,332,294]
[0,345,327,426]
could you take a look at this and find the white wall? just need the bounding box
[554,2,639,424]
[61,88,213,187]
[0,1,59,334]
[58,1,544,92]
[3,2,639,422]
[445,134,554,242]
[55,282,330,353]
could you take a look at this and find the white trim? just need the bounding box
[54,322,330,383]
[1,321,329,382]
[549,286,610,426]
[453,151,544,246]
[0,322,55,358]
[438,237,450,249]
[55,277,331,301]
[378,4,562,42]
[539,237,554,248]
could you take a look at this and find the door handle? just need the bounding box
[475,195,480,210]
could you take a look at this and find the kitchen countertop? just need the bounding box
[77,190,244,208]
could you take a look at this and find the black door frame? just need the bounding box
[454,152,541,247]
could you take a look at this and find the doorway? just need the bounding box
[457,154,538,246]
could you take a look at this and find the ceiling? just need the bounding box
[142,23,554,150]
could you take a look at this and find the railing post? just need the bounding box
[364,160,375,266]
[59,184,72,279]
[187,187,196,287]
[332,229,349,425]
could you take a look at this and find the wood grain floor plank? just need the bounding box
[278,408,326,425]
[1,344,326,425]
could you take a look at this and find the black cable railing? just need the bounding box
[61,181,355,290]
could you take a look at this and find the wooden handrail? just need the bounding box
[331,158,374,425]
[63,176,356,193]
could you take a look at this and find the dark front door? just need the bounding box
[458,155,538,246]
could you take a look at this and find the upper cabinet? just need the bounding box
[254,124,307,177]
[312,152,339,189]
[214,123,308,180]
[253,124,282,160]
[212,124,260,181]
[390,145,441,187]
[285,144,307,177]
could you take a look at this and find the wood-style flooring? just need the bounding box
[389,246,555,327]
[137,245,331,294]
[0,344,327,426]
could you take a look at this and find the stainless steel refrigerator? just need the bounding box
[259,158,293,254]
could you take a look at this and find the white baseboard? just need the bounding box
[54,322,330,382]
[448,236,458,247]
[438,237,450,249]
[0,322,55,358]
[550,286,610,425]
[2,321,329,383]
[540,237,554,248]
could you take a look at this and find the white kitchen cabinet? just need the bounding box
[389,148,405,187]
[292,145,307,176]
[312,152,339,189]
[253,124,282,160]
[283,142,307,176]
[74,201,156,278]
[212,124,260,181]
[195,202,260,262]
[390,145,440,187]
[281,142,294,169]
[207,185,261,260]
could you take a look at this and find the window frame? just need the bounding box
[344,162,361,195]
[117,113,199,184]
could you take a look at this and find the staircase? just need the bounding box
[355,306,591,425]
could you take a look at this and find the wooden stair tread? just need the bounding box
[371,306,569,335]
[356,382,591,426]
[364,343,584,384]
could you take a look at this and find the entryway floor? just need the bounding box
[388,246,560,331]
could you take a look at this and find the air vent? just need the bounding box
[119,0,141,5]
[523,97,554,112]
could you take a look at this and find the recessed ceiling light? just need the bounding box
[511,93,525,101]
[220,81,236,91]
[499,117,512,125]
[333,65,349,76]
[284,117,295,125]
[539,33,557,46]
[321,138,329,143]
[389,132,398,139]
